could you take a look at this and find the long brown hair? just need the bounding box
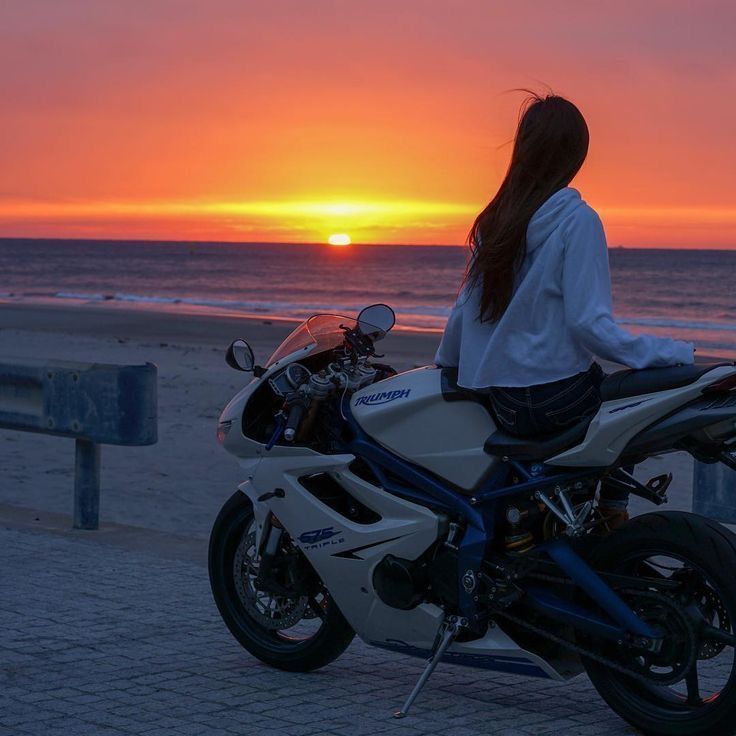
[467,94,589,322]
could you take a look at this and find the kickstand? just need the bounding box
[393,616,463,719]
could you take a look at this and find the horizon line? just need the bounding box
[0,235,735,251]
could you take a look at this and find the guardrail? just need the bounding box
[693,460,736,524]
[0,359,157,529]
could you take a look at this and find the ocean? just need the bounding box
[1,239,735,358]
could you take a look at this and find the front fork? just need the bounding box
[239,479,271,550]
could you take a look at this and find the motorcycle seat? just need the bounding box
[483,417,591,462]
[599,361,733,402]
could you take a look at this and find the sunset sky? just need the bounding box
[1,1,735,247]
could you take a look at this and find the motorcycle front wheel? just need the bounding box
[208,490,355,671]
[584,511,736,736]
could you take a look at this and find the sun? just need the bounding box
[328,233,351,247]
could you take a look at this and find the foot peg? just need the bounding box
[607,469,670,507]
[645,472,672,504]
[393,616,463,718]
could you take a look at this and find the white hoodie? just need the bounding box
[435,187,694,388]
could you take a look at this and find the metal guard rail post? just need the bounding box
[0,359,157,529]
[693,458,736,524]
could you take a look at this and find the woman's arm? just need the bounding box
[562,207,694,368]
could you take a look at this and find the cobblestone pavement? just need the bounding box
[0,524,638,736]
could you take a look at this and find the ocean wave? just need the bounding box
[54,291,454,319]
[52,290,736,333]
[54,291,108,301]
[617,316,736,333]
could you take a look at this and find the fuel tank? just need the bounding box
[350,367,498,491]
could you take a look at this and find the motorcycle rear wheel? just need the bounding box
[584,511,736,736]
[208,490,355,672]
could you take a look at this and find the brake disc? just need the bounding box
[233,525,309,630]
[696,585,731,659]
[671,568,732,660]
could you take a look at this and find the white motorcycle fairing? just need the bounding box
[349,364,736,472]
[548,364,736,466]
[240,455,566,680]
[350,367,498,491]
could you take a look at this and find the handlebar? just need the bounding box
[340,325,381,358]
[283,396,308,441]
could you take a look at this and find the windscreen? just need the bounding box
[265,314,357,367]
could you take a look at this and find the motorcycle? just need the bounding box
[209,304,736,736]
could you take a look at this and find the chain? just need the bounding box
[492,589,697,686]
[492,607,656,683]
[525,569,679,594]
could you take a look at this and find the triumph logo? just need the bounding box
[354,388,411,406]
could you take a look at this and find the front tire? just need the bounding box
[208,490,355,672]
[584,511,736,736]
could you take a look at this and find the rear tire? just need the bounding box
[584,511,736,736]
[208,490,355,672]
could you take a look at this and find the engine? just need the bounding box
[373,548,460,610]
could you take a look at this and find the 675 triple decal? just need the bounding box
[298,526,345,549]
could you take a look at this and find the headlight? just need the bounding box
[216,420,233,444]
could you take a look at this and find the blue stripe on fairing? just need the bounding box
[368,640,552,679]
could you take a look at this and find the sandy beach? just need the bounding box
[0,301,695,538]
[0,302,445,538]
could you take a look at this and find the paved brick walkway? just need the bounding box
[0,524,637,736]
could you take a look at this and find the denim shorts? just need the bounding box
[488,363,604,437]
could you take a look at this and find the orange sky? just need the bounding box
[1,1,735,247]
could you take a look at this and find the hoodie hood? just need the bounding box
[526,187,583,252]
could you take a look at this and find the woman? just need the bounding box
[436,93,694,524]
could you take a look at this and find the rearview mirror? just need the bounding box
[225,339,255,372]
[357,304,396,338]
